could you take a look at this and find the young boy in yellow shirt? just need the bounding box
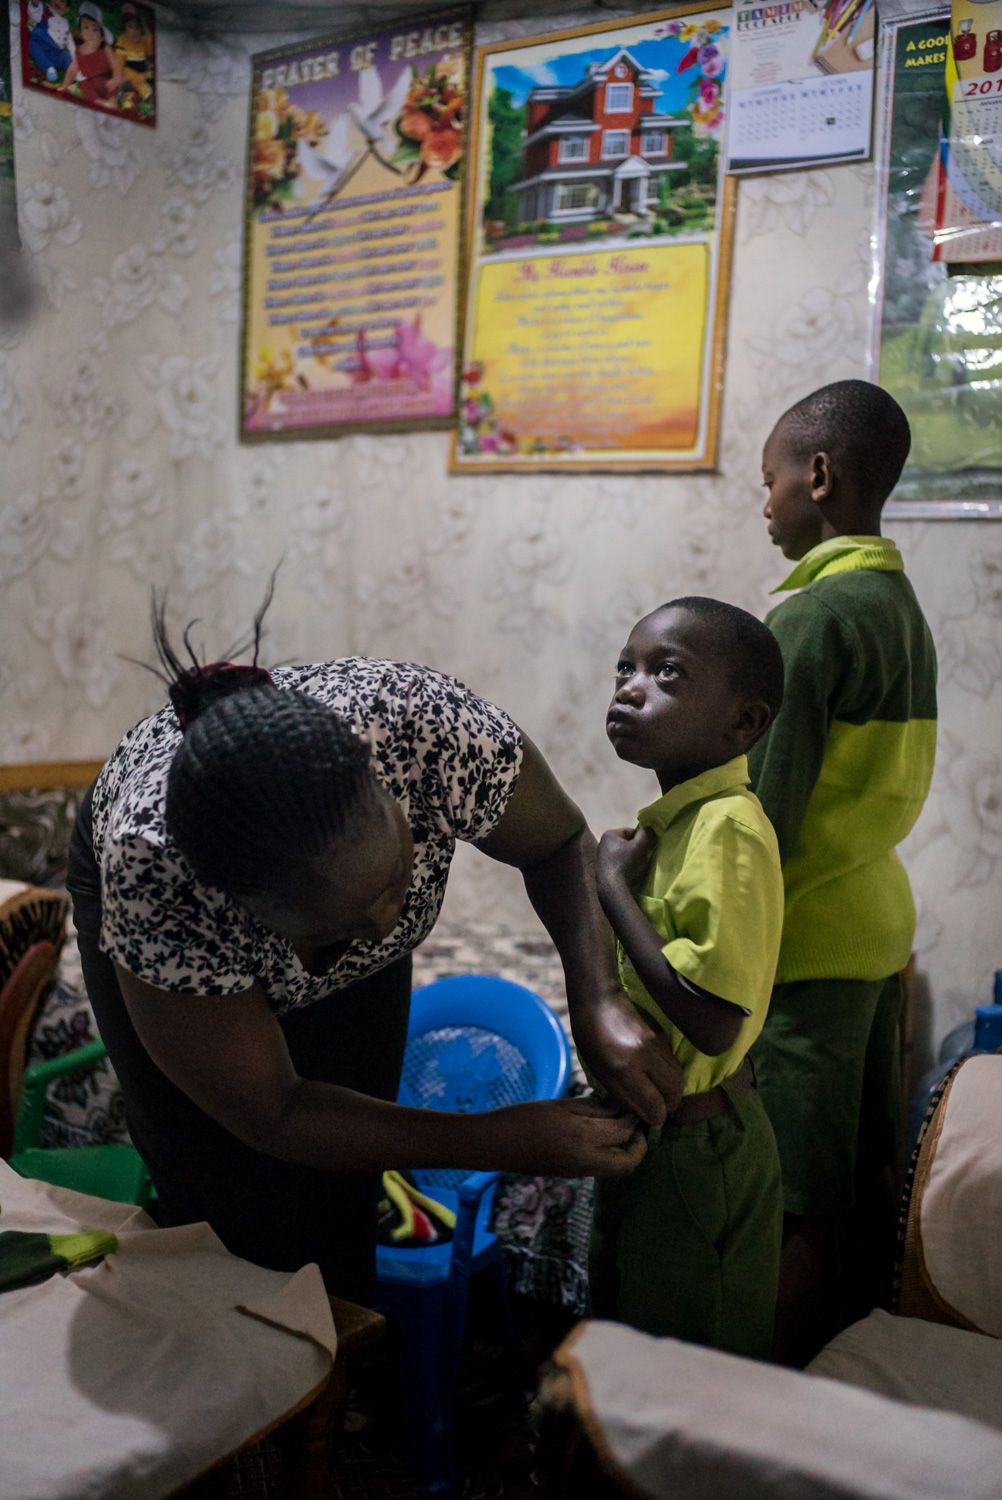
[591,596,786,1359]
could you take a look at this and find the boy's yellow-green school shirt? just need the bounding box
[617,754,784,1096]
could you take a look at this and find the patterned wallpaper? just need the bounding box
[2,9,1000,1055]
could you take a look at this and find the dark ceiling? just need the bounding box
[158,0,632,35]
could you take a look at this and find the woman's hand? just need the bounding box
[485,1095,647,1178]
[571,987,684,1125]
[597,824,656,895]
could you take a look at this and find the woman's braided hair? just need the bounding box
[149,583,376,901]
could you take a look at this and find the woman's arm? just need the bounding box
[474,733,683,1125]
[113,963,646,1178]
[596,827,743,1058]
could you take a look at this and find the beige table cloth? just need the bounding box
[0,1160,336,1500]
[556,1319,1002,1500]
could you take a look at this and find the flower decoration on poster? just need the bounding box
[252,88,328,211]
[20,0,156,127]
[250,44,466,220]
[663,16,726,133]
[242,11,471,441]
[391,52,464,178]
[453,4,734,473]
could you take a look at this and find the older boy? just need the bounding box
[592,596,786,1359]
[751,380,937,1363]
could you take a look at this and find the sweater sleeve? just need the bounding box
[748,592,857,864]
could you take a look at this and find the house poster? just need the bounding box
[241,9,471,441]
[451,5,734,474]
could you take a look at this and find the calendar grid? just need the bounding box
[729,72,873,168]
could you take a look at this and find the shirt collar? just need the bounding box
[772,535,903,593]
[636,755,750,835]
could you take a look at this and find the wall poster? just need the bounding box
[20,0,157,127]
[870,8,1002,516]
[451,4,734,474]
[241,9,471,441]
[1,10,13,166]
[933,0,1002,260]
[726,0,875,174]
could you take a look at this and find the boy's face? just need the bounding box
[761,424,826,561]
[50,0,68,14]
[607,607,764,783]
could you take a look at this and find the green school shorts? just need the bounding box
[590,1080,782,1362]
[750,974,903,1219]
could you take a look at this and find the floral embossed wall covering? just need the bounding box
[0,7,999,1055]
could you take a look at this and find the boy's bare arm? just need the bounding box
[596,827,744,1059]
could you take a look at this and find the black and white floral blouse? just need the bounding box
[91,659,522,1014]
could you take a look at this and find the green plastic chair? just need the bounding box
[10,1038,154,1211]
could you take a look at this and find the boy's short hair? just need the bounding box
[776,379,911,505]
[662,597,785,730]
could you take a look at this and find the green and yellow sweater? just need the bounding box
[749,536,937,984]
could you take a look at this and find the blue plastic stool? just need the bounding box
[374,974,570,1494]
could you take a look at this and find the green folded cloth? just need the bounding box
[0,1229,118,1292]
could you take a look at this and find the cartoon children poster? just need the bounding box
[20,0,156,127]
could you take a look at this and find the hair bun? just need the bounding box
[170,662,275,732]
[147,572,279,732]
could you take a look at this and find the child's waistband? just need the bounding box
[665,1057,753,1125]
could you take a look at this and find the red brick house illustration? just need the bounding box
[514,48,690,224]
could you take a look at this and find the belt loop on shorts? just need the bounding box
[720,1057,755,1130]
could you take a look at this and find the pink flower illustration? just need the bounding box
[368,316,451,390]
[349,329,373,384]
[699,77,721,109]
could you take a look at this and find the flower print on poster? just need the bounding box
[241,11,472,441]
[20,0,157,128]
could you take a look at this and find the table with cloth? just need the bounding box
[0,1160,336,1500]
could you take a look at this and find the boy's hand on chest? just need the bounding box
[597,825,656,896]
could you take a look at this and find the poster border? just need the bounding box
[239,4,473,445]
[869,9,1002,518]
[18,0,157,129]
[448,1,735,476]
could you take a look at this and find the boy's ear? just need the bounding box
[810,451,834,504]
[733,699,772,748]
